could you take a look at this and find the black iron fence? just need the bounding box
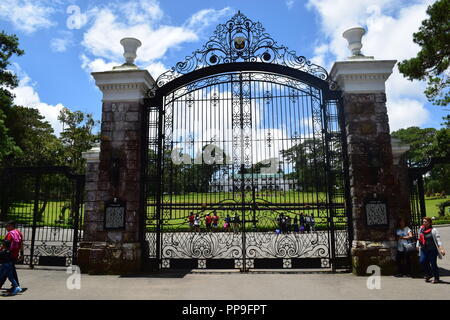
[0,167,84,267]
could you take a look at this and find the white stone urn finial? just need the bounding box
[120,37,142,65]
[343,27,366,57]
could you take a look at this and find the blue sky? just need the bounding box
[0,0,447,135]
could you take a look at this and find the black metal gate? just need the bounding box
[144,12,351,271]
[0,167,84,267]
[408,157,450,235]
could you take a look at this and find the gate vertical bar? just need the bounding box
[338,96,353,266]
[30,172,41,268]
[417,174,426,219]
[72,175,84,265]
[239,72,247,272]
[322,100,337,271]
[155,94,164,270]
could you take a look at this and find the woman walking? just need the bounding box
[417,217,446,283]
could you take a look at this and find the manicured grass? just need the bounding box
[5,201,85,229]
[424,196,450,224]
[156,191,343,204]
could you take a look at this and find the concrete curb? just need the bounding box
[434,224,450,228]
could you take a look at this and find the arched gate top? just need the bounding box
[155,11,334,91]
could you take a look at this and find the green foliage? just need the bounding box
[58,108,99,174]
[3,106,63,167]
[397,0,450,106]
[0,109,21,162]
[0,31,25,163]
[0,31,24,89]
[392,126,450,193]
[280,138,328,192]
[437,200,450,216]
[391,127,437,163]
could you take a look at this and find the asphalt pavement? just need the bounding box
[3,226,449,300]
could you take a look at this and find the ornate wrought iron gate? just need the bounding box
[144,12,351,271]
[0,167,84,267]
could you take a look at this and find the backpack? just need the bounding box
[0,249,12,264]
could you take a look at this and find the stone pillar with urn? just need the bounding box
[78,38,155,274]
[330,27,408,275]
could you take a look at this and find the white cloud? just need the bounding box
[306,0,434,130]
[51,31,74,53]
[79,2,232,77]
[118,0,163,25]
[80,54,120,73]
[10,65,65,135]
[184,7,232,31]
[286,0,295,10]
[387,98,430,131]
[145,62,168,79]
[0,0,56,34]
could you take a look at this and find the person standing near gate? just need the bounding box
[310,214,316,232]
[224,214,232,232]
[212,211,219,231]
[299,212,305,233]
[233,212,241,233]
[188,212,195,231]
[205,213,213,231]
[305,214,311,233]
[0,221,23,292]
[394,217,413,277]
[193,214,201,232]
[417,217,446,283]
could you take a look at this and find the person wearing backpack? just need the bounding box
[0,239,22,296]
[0,221,23,292]
[417,217,446,283]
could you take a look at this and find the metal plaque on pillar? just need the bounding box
[104,198,126,230]
[365,197,388,227]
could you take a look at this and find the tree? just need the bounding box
[3,106,63,167]
[280,138,327,192]
[391,126,450,193]
[58,108,99,174]
[398,0,450,106]
[0,31,24,163]
[391,127,437,164]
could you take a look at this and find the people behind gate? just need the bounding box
[224,214,231,232]
[193,214,200,232]
[188,212,195,231]
[212,211,219,231]
[232,212,241,233]
[205,213,212,231]
[417,217,446,283]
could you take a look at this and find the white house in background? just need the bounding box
[209,173,299,192]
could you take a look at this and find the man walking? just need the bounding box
[0,221,23,292]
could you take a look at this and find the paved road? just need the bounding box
[3,226,450,300]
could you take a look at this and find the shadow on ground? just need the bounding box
[118,268,351,278]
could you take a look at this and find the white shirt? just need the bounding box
[396,227,412,252]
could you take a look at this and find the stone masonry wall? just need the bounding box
[79,100,145,274]
[343,92,404,275]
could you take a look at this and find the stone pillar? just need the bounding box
[330,28,402,275]
[78,39,155,274]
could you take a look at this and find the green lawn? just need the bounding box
[5,201,84,229]
[425,195,450,225]
[145,191,347,232]
[5,193,448,230]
